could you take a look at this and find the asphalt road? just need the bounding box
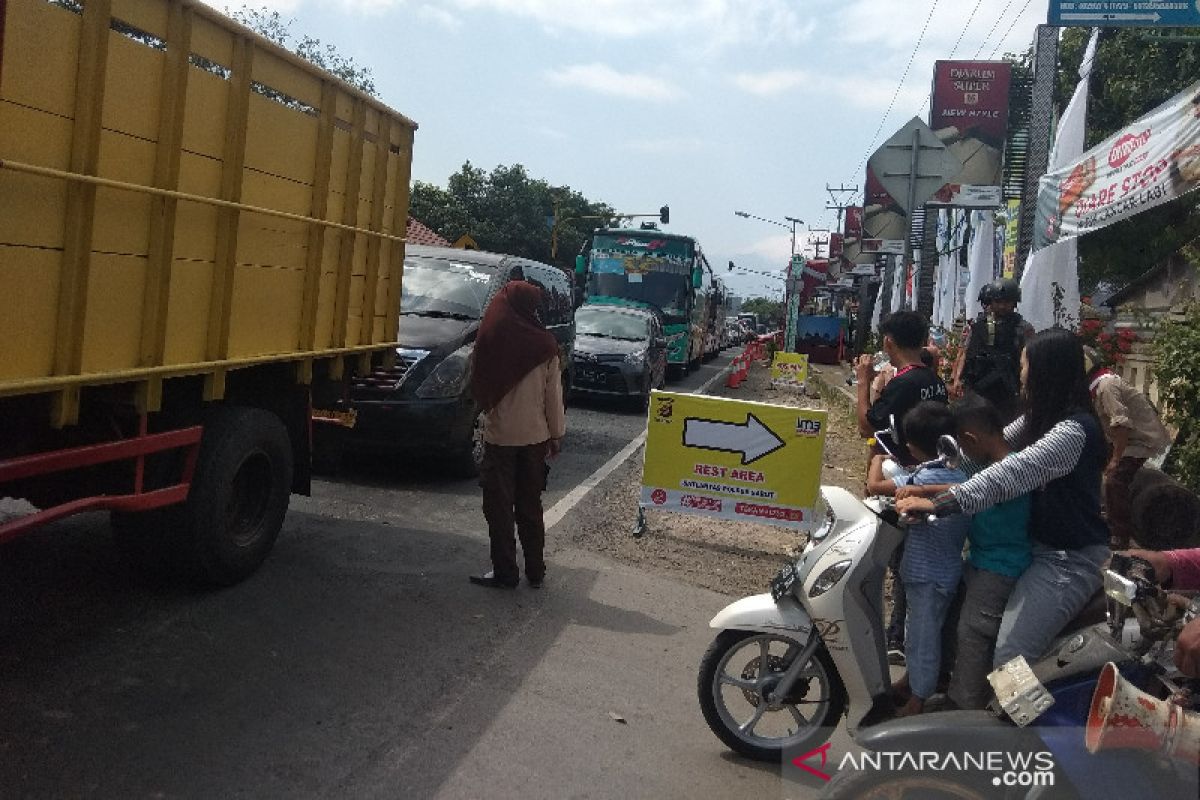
[0,352,846,799]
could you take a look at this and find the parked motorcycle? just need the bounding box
[818,553,1200,799]
[696,422,956,760]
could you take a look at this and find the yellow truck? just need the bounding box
[0,0,416,583]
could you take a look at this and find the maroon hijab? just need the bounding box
[471,282,558,411]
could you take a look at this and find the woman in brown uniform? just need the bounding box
[468,282,566,589]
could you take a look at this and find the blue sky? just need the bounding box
[211,0,1043,299]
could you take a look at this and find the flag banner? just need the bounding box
[1035,81,1200,250]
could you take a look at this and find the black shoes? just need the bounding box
[469,571,518,589]
[468,570,545,589]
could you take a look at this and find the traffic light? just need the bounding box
[728,260,734,272]
[659,205,670,225]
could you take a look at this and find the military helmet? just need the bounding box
[979,278,1021,305]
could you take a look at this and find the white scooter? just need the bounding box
[697,423,956,761]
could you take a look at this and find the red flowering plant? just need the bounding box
[1078,318,1136,366]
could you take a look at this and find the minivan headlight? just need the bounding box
[415,344,473,398]
[809,560,851,598]
[623,348,648,366]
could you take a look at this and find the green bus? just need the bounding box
[577,228,712,377]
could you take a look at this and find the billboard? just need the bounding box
[844,206,864,240]
[930,61,1012,190]
[828,233,844,259]
[1035,81,1200,250]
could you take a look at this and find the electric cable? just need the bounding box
[947,0,987,60]
[973,0,1016,58]
[845,0,942,184]
[987,0,1037,59]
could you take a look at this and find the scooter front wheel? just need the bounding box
[698,629,846,762]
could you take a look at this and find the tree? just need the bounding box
[228,6,377,96]
[739,298,784,326]
[1055,27,1200,292]
[410,162,616,270]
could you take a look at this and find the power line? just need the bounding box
[846,0,942,184]
[905,0,988,125]
[973,0,1016,58]
[987,0,1037,59]
[947,0,987,60]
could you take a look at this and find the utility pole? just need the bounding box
[824,183,859,234]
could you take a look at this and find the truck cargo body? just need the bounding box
[0,0,416,583]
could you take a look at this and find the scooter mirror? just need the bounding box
[872,414,901,460]
[936,434,962,469]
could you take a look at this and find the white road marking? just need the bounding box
[545,360,733,530]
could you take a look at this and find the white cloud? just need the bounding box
[531,125,569,140]
[418,4,462,28]
[624,137,705,154]
[745,233,794,266]
[834,0,1042,60]
[732,70,810,97]
[546,63,683,101]
[448,0,812,48]
[732,69,927,112]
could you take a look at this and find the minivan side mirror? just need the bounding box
[575,255,586,275]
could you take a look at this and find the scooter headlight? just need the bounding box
[809,560,852,598]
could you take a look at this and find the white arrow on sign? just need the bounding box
[1060,12,1160,21]
[683,413,786,465]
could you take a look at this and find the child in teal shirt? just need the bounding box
[900,394,1032,708]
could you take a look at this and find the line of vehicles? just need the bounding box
[317,225,746,477]
[0,0,756,586]
[0,7,751,596]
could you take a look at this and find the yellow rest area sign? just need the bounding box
[770,351,809,388]
[641,391,827,531]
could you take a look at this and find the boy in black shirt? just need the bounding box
[856,311,948,465]
[855,310,948,661]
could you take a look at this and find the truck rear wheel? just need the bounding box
[183,407,293,586]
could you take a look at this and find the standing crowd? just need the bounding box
[855,279,1186,716]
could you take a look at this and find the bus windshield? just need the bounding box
[586,234,694,320]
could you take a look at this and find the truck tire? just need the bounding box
[183,407,293,586]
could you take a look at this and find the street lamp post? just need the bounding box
[734,210,804,257]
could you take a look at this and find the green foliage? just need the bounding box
[1056,27,1200,292]
[410,162,615,269]
[739,298,784,326]
[1152,305,1200,491]
[229,6,377,96]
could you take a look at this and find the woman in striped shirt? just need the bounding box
[898,328,1109,667]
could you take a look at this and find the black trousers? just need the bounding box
[480,442,549,583]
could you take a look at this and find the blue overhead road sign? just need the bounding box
[1049,1,1200,26]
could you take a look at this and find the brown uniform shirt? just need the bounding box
[483,356,566,446]
[1090,373,1171,459]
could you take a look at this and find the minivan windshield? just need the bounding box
[401,258,494,319]
[575,308,650,341]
